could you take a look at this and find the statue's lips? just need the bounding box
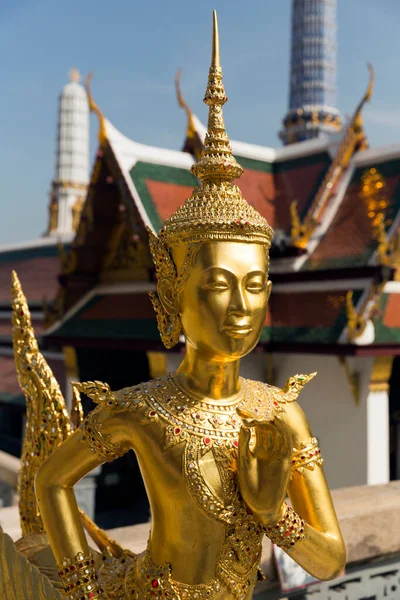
[223,325,253,337]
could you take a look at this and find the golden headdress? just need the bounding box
[148,12,273,348]
[155,11,273,250]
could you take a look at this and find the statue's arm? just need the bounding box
[283,401,346,580]
[35,405,133,566]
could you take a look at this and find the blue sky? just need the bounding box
[1,0,400,244]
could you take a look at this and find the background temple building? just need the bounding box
[1,0,400,533]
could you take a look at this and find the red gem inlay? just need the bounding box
[204,437,211,445]
[151,579,159,588]
[174,427,181,434]
[233,440,239,448]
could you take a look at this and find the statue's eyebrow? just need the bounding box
[201,266,234,278]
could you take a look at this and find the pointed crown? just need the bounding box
[157,12,273,250]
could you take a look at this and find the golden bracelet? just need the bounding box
[263,503,306,552]
[58,552,103,600]
[291,436,323,475]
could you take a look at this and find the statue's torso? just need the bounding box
[95,374,291,600]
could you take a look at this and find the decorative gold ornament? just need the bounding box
[283,372,317,400]
[148,228,201,348]
[85,73,107,145]
[175,68,203,160]
[0,525,62,599]
[263,503,306,552]
[8,13,346,600]
[154,12,273,252]
[369,356,394,392]
[290,64,374,249]
[11,271,72,535]
[58,551,103,600]
[345,285,383,343]
[291,437,324,475]
[338,356,360,406]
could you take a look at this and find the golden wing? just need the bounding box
[11,271,75,535]
[11,271,129,560]
[0,525,61,600]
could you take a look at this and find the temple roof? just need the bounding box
[43,88,400,352]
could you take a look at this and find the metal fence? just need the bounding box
[256,555,400,600]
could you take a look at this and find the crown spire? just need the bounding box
[191,11,243,184]
[211,10,220,67]
[156,11,273,250]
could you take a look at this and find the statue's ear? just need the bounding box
[157,278,178,316]
[266,280,272,302]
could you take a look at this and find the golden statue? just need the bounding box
[3,12,345,600]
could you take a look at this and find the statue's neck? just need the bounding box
[175,342,241,401]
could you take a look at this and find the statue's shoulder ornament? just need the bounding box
[238,373,316,422]
[71,379,158,422]
[70,379,162,463]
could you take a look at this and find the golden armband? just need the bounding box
[291,437,323,475]
[263,503,306,552]
[81,410,127,463]
[58,552,103,600]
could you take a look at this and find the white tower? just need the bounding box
[48,68,89,237]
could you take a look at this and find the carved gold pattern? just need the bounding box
[11,271,72,535]
[345,285,383,343]
[54,179,88,192]
[58,551,103,600]
[0,525,62,599]
[175,69,202,160]
[263,502,306,552]
[369,355,394,392]
[80,409,127,463]
[73,372,315,599]
[290,65,374,249]
[85,73,107,145]
[153,12,273,252]
[291,437,323,475]
[148,228,200,348]
[338,356,360,405]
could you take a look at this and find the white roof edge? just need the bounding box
[354,144,400,167]
[191,114,332,163]
[105,119,193,171]
[0,234,73,255]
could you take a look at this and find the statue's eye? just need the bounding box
[246,281,265,293]
[205,280,230,291]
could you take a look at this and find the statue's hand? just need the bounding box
[237,408,292,526]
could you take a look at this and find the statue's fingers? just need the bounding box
[238,425,254,466]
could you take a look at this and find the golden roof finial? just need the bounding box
[175,69,199,146]
[156,10,273,249]
[69,67,80,83]
[353,63,374,125]
[85,72,107,145]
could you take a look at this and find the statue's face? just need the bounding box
[174,241,271,360]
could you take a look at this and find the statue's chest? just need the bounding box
[136,375,280,522]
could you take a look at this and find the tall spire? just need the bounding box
[279,0,341,145]
[47,68,90,236]
[156,11,273,250]
[191,11,243,184]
